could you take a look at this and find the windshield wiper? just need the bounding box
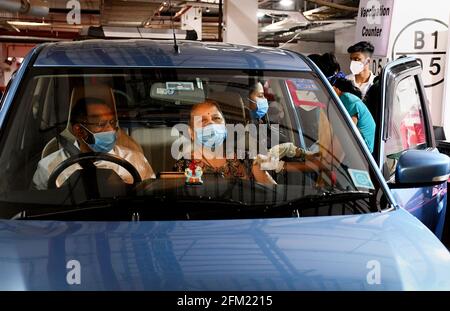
[11,190,374,220]
[271,190,373,210]
[12,197,122,220]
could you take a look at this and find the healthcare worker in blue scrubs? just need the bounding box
[331,78,376,153]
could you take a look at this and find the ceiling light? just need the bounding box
[205,7,210,13]
[7,21,51,26]
[257,11,265,18]
[280,0,294,7]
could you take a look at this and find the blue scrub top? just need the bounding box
[339,92,376,153]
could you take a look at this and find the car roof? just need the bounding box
[32,39,311,71]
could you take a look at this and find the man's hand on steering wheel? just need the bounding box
[47,152,142,189]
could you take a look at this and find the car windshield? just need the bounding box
[0,67,389,220]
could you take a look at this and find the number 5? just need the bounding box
[429,57,441,76]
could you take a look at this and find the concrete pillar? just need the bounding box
[223,0,258,46]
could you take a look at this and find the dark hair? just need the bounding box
[347,41,375,56]
[249,81,263,95]
[70,97,109,125]
[332,78,363,99]
[190,99,224,125]
[308,54,321,65]
[318,53,341,77]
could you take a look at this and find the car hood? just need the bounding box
[0,208,449,290]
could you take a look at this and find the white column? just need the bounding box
[442,13,450,138]
[223,0,258,46]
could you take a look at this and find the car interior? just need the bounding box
[0,68,362,200]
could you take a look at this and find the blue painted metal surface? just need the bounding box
[0,208,449,290]
[33,40,310,71]
[396,150,450,184]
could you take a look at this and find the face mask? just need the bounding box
[249,97,269,119]
[195,123,227,149]
[81,125,117,153]
[350,60,368,75]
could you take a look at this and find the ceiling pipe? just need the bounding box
[0,0,49,17]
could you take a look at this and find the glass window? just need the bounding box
[384,75,428,177]
[0,68,389,220]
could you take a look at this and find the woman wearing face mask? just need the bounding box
[346,41,376,99]
[173,100,275,184]
[246,82,269,124]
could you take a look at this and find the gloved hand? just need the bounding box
[253,143,321,173]
[269,143,321,160]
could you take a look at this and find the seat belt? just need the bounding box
[56,133,99,197]
[57,134,80,157]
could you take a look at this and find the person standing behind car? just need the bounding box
[331,78,375,153]
[319,53,347,81]
[347,41,376,99]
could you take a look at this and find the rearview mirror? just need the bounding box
[395,150,450,186]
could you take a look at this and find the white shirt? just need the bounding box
[33,143,155,190]
[346,72,375,99]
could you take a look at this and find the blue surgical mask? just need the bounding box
[249,97,269,119]
[81,125,117,153]
[195,123,227,149]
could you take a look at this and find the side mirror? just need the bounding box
[395,150,450,186]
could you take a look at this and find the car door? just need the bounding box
[374,57,447,239]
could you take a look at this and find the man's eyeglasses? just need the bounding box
[81,119,118,130]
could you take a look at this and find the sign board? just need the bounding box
[391,19,448,89]
[353,0,450,127]
[354,0,394,57]
[386,0,450,126]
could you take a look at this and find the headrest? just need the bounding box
[69,84,116,113]
[208,91,245,122]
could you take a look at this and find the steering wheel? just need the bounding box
[47,152,142,189]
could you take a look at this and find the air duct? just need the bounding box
[0,0,49,17]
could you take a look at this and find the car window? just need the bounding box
[0,68,389,220]
[384,75,428,178]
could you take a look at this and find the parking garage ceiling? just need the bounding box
[0,0,359,44]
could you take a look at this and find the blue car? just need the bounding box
[0,40,449,290]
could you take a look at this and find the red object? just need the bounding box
[286,80,325,109]
[188,160,197,172]
[330,171,337,186]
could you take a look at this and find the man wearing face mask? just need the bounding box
[33,97,155,190]
[346,41,376,99]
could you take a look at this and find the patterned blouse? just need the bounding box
[174,158,249,179]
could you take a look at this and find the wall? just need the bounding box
[223,0,258,45]
[283,29,356,76]
[283,41,335,56]
[0,43,35,87]
[335,26,356,75]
